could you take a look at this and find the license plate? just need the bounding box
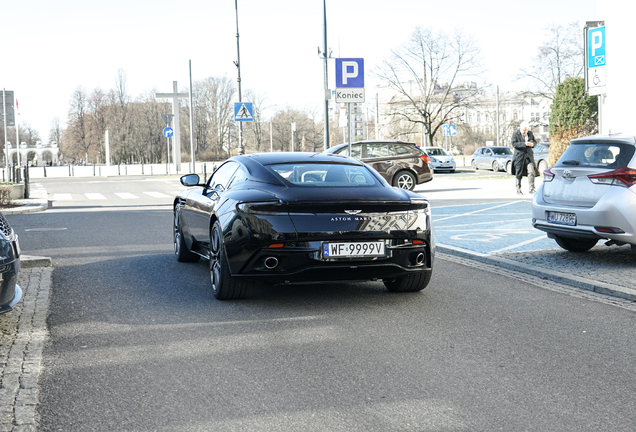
[547,211,576,226]
[323,241,385,258]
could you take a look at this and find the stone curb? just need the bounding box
[437,243,636,302]
[0,200,48,216]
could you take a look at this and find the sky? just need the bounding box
[4,0,597,144]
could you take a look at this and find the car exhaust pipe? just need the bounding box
[410,252,425,266]
[264,257,279,269]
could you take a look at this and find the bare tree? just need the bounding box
[64,87,90,163]
[376,26,485,146]
[517,22,584,98]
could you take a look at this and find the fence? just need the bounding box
[0,162,223,181]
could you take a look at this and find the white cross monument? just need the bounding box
[155,81,188,171]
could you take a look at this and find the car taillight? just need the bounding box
[543,167,555,182]
[588,167,636,188]
[420,154,431,163]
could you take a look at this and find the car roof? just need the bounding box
[228,152,367,183]
[237,151,363,165]
[571,135,636,146]
[326,140,418,153]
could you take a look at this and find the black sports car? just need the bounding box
[0,213,21,313]
[173,152,435,300]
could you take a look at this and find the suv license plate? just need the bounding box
[323,241,385,258]
[547,211,576,226]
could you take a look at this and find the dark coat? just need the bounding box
[510,130,539,177]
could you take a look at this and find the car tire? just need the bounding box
[492,161,499,172]
[471,160,477,170]
[393,171,416,191]
[538,160,548,175]
[174,207,200,263]
[554,235,598,252]
[209,221,252,300]
[506,161,512,175]
[383,270,432,293]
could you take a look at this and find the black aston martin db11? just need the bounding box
[173,152,435,300]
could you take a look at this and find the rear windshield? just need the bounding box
[268,163,380,187]
[556,142,635,169]
[492,147,513,155]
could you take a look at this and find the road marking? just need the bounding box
[85,193,106,200]
[52,193,73,201]
[144,192,170,198]
[114,192,139,199]
[434,201,517,223]
[489,235,549,254]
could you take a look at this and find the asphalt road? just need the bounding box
[7,176,636,431]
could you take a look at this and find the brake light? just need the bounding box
[588,167,636,188]
[543,167,555,182]
[268,243,285,248]
[420,154,431,163]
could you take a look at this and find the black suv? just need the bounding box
[324,140,433,190]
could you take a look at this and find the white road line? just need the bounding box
[433,201,518,223]
[52,193,73,201]
[85,193,107,200]
[144,192,170,198]
[489,235,549,254]
[114,192,139,199]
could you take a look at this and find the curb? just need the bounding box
[1,199,49,216]
[21,255,52,269]
[437,244,636,302]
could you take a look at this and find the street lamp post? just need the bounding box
[235,0,244,155]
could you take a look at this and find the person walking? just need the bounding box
[511,121,539,194]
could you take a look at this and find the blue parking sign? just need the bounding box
[587,26,605,68]
[335,58,364,88]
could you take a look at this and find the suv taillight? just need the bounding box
[543,167,555,182]
[588,167,636,188]
[420,154,431,163]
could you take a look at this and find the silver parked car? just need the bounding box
[532,134,636,252]
[471,146,513,172]
[423,146,456,172]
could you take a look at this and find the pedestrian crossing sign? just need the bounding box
[234,102,253,122]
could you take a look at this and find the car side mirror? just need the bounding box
[180,174,201,187]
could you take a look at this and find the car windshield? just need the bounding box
[267,163,380,187]
[492,148,513,155]
[426,147,448,156]
[556,142,635,168]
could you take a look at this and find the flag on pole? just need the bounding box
[16,99,20,115]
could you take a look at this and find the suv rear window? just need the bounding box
[557,142,635,169]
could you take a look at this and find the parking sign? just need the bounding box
[587,26,606,68]
[335,58,364,88]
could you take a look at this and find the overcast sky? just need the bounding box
[4,0,597,143]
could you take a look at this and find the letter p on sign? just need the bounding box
[336,58,364,88]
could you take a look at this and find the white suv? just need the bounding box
[532,135,636,252]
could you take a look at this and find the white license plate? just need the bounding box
[323,241,385,257]
[547,211,576,226]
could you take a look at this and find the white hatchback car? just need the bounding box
[532,135,636,252]
[424,147,456,172]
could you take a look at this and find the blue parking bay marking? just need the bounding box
[432,201,555,255]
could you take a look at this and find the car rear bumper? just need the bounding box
[0,256,21,314]
[234,241,434,285]
[531,185,636,245]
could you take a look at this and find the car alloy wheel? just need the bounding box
[394,171,416,191]
[173,207,199,262]
[209,221,251,300]
[492,161,499,172]
[471,160,477,170]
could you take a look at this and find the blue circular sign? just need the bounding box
[163,127,174,138]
